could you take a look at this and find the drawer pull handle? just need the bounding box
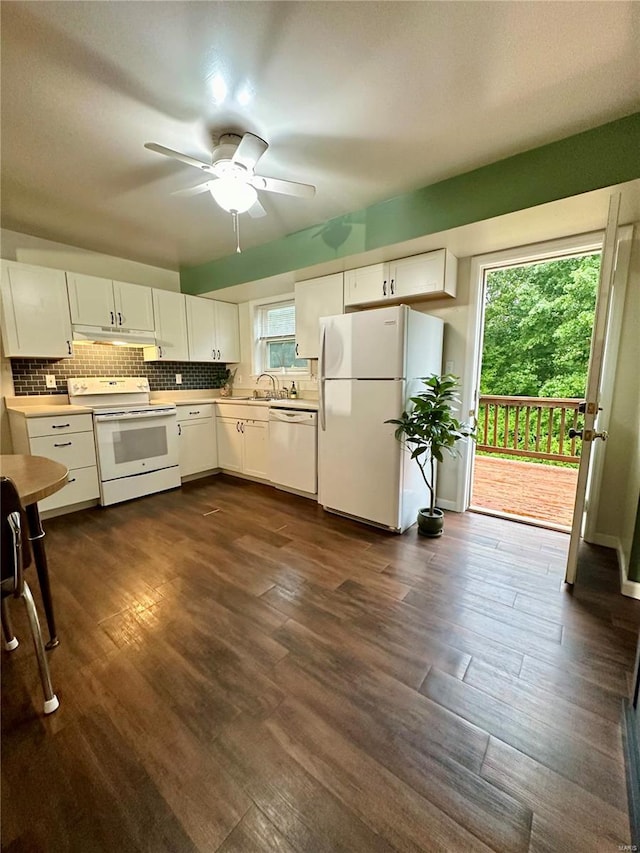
[54,442,72,447]
[189,411,201,415]
[178,424,182,436]
[67,478,76,484]
[51,424,70,429]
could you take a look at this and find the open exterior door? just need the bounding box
[565,193,621,585]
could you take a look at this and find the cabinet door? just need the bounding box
[214,301,240,362]
[113,281,155,330]
[216,417,243,472]
[185,295,216,362]
[391,249,456,299]
[179,418,218,476]
[295,273,344,358]
[344,263,390,307]
[151,289,188,360]
[66,273,115,326]
[1,262,73,358]
[243,420,268,479]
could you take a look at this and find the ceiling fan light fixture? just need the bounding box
[209,177,257,213]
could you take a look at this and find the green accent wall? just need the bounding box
[180,113,640,294]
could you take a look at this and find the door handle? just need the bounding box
[178,424,182,435]
[110,311,115,325]
[217,349,221,360]
[295,343,299,357]
[66,340,73,355]
[212,349,216,360]
[383,280,387,296]
[158,345,163,358]
[390,278,395,296]
[117,312,123,325]
[236,421,240,432]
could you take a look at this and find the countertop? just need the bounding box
[6,404,93,418]
[216,398,319,411]
[6,398,319,416]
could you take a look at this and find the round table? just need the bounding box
[0,455,68,647]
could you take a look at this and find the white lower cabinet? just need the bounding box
[216,405,269,479]
[176,405,217,478]
[7,410,100,515]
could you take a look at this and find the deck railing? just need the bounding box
[477,396,582,464]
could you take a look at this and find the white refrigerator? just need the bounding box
[318,305,444,532]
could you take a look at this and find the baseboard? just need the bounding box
[622,700,640,850]
[180,469,220,483]
[592,533,640,600]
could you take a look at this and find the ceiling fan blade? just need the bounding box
[171,181,213,198]
[250,175,316,199]
[144,143,213,172]
[248,199,267,219]
[232,133,268,172]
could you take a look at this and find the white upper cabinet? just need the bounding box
[67,274,155,330]
[67,273,115,326]
[344,250,457,307]
[214,301,240,362]
[390,249,457,300]
[112,281,155,330]
[295,273,344,359]
[1,261,73,358]
[185,295,216,362]
[344,263,390,307]
[144,290,188,361]
[185,296,239,363]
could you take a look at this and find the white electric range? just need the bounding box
[68,377,180,506]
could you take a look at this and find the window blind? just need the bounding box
[258,301,296,339]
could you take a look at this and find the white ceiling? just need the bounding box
[2,1,639,271]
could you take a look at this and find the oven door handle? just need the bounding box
[94,409,175,423]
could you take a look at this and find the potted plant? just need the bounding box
[386,374,475,537]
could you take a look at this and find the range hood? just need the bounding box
[72,325,156,347]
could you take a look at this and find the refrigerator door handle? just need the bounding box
[319,324,327,431]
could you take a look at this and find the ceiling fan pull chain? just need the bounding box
[232,211,242,253]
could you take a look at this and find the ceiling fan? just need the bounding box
[144,132,316,252]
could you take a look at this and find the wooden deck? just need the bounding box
[472,455,579,528]
[2,476,638,852]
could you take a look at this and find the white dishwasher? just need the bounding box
[268,408,318,495]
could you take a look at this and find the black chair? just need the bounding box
[1,477,59,714]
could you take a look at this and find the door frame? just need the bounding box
[457,226,632,520]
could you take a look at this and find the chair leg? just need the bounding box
[21,582,59,715]
[1,598,19,651]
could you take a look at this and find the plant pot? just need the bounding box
[417,507,444,537]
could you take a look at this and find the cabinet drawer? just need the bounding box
[38,466,100,512]
[30,431,97,469]
[176,404,214,422]
[27,413,93,438]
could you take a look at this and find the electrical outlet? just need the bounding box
[45,375,57,389]
[175,374,182,385]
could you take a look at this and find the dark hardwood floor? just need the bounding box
[2,475,639,852]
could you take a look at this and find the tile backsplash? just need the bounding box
[11,345,229,395]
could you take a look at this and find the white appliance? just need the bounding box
[68,377,180,506]
[268,408,317,495]
[318,305,443,532]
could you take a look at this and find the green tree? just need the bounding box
[480,254,600,398]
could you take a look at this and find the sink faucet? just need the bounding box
[256,373,279,398]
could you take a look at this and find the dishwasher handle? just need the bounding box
[269,409,317,425]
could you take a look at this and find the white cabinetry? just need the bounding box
[7,411,99,515]
[144,290,189,361]
[67,273,155,330]
[216,404,269,480]
[185,296,240,363]
[1,261,73,358]
[295,273,344,359]
[176,404,218,478]
[344,249,457,307]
